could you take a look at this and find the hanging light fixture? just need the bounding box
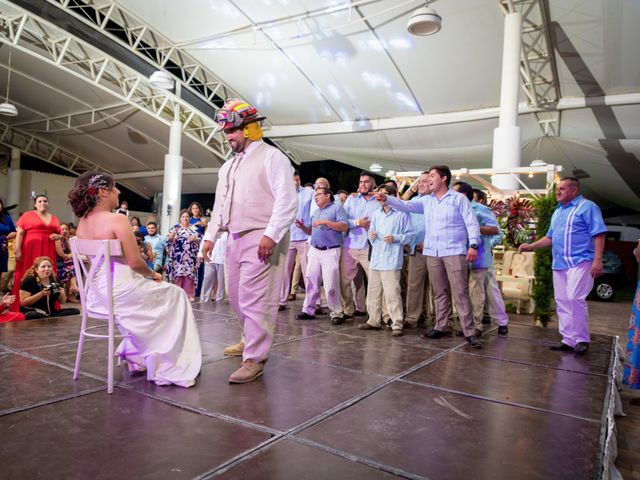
[407,2,442,36]
[149,70,175,90]
[370,163,383,172]
[0,48,18,117]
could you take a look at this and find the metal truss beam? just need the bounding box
[44,0,300,163]
[113,167,220,180]
[0,1,233,162]
[0,123,150,198]
[498,0,560,135]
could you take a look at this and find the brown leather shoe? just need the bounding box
[228,360,264,384]
[223,341,244,356]
[358,322,381,330]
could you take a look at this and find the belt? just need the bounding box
[313,245,340,251]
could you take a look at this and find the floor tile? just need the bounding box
[0,316,84,350]
[197,319,244,345]
[486,323,614,351]
[0,353,104,412]
[404,351,608,420]
[273,333,441,376]
[458,334,612,375]
[0,388,269,479]
[337,324,468,350]
[130,354,385,431]
[299,381,600,480]
[22,337,224,380]
[218,438,401,479]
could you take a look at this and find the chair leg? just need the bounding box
[107,315,115,394]
[73,313,89,380]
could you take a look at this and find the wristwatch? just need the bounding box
[469,244,478,250]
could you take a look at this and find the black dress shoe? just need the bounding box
[314,307,327,316]
[343,313,353,320]
[354,310,367,317]
[296,312,316,320]
[422,329,449,339]
[497,325,509,336]
[330,315,344,325]
[278,305,287,312]
[475,329,483,337]
[466,335,482,349]
[574,342,589,355]
[550,342,574,352]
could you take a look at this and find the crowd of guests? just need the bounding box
[273,167,506,349]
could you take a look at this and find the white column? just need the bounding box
[7,148,22,218]
[160,115,183,235]
[492,11,522,191]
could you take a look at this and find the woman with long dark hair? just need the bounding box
[11,194,62,310]
[167,209,201,302]
[68,172,201,387]
[55,223,79,303]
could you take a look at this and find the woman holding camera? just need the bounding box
[19,256,80,320]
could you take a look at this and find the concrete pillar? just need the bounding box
[7,148,21,218]
[492,11,522,191]
[160,116,183,235]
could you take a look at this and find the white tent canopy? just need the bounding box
[0,0,637,215]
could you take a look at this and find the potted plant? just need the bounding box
[531,189,557,326]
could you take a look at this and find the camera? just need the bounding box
[45,283,61,292]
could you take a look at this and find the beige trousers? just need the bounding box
[339,247,370,315]
[405,253,432,326]
[280,241,308,305]
[366,270,403,331]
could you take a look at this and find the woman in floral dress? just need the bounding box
[166,209,201,302]
[623,241,640,405]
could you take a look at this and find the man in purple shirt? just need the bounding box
[377,165,482,348]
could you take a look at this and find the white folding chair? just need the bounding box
[70,238,127,394]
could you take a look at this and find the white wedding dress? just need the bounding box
[86,259,202,387]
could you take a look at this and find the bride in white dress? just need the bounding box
[69,172,201,387]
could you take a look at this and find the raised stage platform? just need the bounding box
[0,299,620,479]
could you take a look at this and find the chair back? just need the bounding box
[69,238,125,394]
[69,238,123,313]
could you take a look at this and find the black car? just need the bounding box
[590,250,625,302]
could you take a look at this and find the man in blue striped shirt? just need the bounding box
[279,170,313,310]
[520,177,606,354]
[340,172,380,318]
[377,165,482,348]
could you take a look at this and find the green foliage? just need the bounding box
[489,197,534,248]
[531,189,557,325]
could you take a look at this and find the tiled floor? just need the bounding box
[0,297,628,479]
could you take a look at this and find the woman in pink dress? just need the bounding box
[11,195,62,312]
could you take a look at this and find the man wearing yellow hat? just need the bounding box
[202,99,297,383]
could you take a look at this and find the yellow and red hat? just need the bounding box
[215,99,265,130]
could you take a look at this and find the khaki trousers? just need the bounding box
[469,268,509,329]
[366,270,403,331]
[339,247,370,315]
[280,241,308,305]
[427,255,475,337]
[405,253,432,326]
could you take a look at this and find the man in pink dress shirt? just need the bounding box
[202,99,297,383]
